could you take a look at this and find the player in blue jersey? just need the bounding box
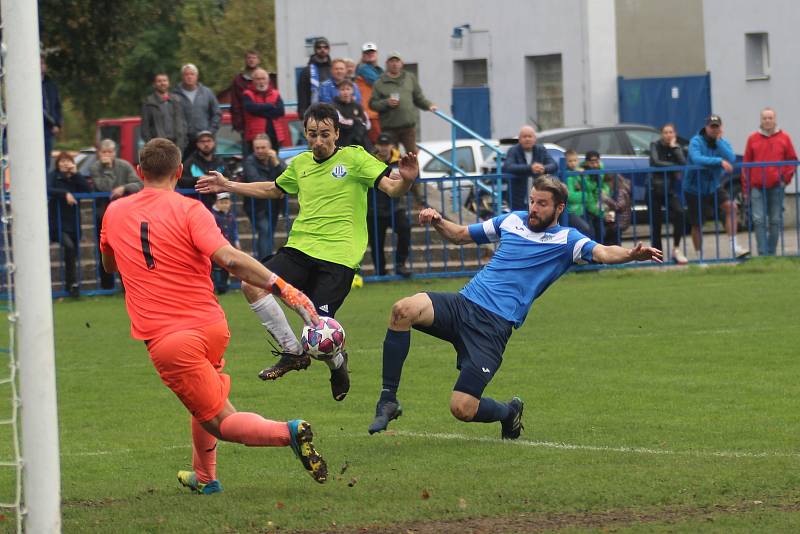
[368,176,662,438]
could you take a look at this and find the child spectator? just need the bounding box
[333,79,372,151]
[210,192,239,294]
[563,149,596,238]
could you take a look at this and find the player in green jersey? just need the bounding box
[197,103,418,401]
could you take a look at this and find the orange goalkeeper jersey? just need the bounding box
[100,187,229,340]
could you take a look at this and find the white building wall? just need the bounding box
[275,0,619,141]
[703,0,800,151]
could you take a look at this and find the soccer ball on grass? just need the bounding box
[301,316,345,361]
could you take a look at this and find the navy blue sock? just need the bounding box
[380,329,411,401]
[471,397,510,423]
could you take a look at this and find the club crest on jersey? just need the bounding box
[331,164,347,179]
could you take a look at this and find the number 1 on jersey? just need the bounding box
[140,221,156,270]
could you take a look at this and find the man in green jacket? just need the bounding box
[369,51,437,156]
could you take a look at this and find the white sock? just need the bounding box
[325,352,344,370]
[249,294,302,355]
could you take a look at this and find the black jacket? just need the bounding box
[649,140,687,185]
[47,170,92,241]
[296,55,332,117]
[180,152,226,209]
[504,143,558,210]
[334,99,372,151]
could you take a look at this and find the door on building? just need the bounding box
[618,74,711,139]
[451,59,491,139]
[525,54,564,131]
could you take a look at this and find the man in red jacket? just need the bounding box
[230,50,261,137]
[242,68,287,156]
[742,108,798,256]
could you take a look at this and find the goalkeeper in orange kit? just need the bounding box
[100,138,327,494]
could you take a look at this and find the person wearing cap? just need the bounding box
[367,133,411,277]
[173,63,221,160]
[180,130,226,210]
[355,42,384,144]
[211,192,240,294]
[686,115,749,258]
[297,37,332,117]
[370,51,437,157]
[742,107,797,256]
[356,42,383,85]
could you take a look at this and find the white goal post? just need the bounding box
[1,0,62,532]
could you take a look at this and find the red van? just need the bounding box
[95,110,304,165]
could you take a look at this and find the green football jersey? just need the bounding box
[276,146,389,268]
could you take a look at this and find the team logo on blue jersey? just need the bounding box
[331,164,347,179]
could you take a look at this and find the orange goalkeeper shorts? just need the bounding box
[147,320,231,423]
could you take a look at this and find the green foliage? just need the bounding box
[37,0,276,149]
[38,1,177,121]
[2,263,800,531]
[177,0,277,94]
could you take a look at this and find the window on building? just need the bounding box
[745,33,770,80]
[525,55,564,130]
[453,59,488,87]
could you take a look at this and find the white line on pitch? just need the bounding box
[61,432,800,460]
[394,431,800,459]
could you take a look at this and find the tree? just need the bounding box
[38,1,181,120]
[177,0,276,95]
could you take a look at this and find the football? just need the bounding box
[301,316,346,360]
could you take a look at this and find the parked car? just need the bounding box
[417,139,499,179]
[480,124,747,227]
[95,109,306,168]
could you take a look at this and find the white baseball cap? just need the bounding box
[362,42,378,52]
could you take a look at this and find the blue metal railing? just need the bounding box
[429,110,505,212]
[40,160,800,297]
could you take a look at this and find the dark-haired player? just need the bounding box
[196,103,418,401]
[368,176,662,438]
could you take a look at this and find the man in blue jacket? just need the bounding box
[685,115,749,258]
[504,126,557,210]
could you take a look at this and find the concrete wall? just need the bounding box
[275,0,619,141]
[703,0,800,153]
[615,0,706,78]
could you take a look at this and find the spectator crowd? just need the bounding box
[40,39,799,297]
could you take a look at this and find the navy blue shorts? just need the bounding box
[413,292,513,398]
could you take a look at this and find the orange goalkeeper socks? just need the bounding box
[191,416,217,483]
[219,412,290,447]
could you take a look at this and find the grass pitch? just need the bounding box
[3,259,800,532]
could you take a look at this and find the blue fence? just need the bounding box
[44,161,800,297]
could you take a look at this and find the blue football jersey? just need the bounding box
[460,211,597,327]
